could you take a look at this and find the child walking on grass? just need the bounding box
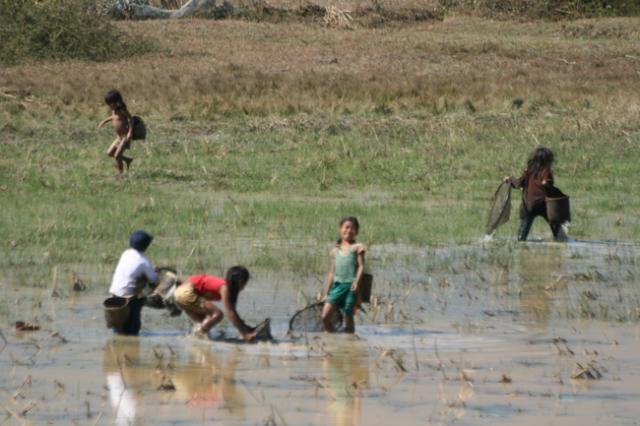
[322,217,366,333]
[173,266,257,342]
[97,89,136,175]
[505,146,567,242]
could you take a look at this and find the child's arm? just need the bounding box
[97,117,112,129]
[322,249,336,300]
[220,286,255,340]
[351,246,366,292]
[505,170,526,189]
[124,111,134,141]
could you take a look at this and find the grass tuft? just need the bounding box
[0,0,153,65]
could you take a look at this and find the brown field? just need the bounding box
[2,14,639,120]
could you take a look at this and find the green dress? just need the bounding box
[327,247,358,316]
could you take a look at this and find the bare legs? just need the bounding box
[321,303,355,333]
[183,300,224,338]
[321,303,336,332]
[106,137,133,175]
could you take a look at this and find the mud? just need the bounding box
[1,241,640,424]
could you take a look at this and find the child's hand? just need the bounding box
[351,282,359,292]
[243,330,258,342]
[503,176,511,183]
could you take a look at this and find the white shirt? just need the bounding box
[109,248,158,297]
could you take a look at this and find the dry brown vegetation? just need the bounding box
[1,15,639,120]
[1,13,639,263]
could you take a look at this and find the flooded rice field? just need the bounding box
[1,240,640,425]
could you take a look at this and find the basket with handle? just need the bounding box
[359,273,373,304]
[103,296,130,330]
[546,195,570,224]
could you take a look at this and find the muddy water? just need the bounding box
[1,241,640,424]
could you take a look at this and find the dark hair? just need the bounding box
[526,146,555,179]
[129,230,153,252]
[225,265,250,306]
[336,216,360,245]
[105,89,127,110]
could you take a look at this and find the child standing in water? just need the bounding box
[174,266,257,342]
[322,217,366,333]
[97,90,134,175]
[108,230,158,335]
[505,146,567,242]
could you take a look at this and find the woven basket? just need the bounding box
[103,296,130,329]
[546,195,571,224]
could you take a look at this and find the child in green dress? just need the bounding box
[321,217,366,333]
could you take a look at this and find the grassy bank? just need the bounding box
[1,16,639,274]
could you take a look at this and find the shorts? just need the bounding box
[174,282,207,315]
[326,281,357,316]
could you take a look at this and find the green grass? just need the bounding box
[1,16,639,275]
[1,107,638,274]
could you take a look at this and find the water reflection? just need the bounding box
[103,338,142,426]
[174,345,245,415]
[103,338,245,424]
[323,342,370,426]
[517,244,568,329]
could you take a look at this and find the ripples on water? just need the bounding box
[1,240,639,424]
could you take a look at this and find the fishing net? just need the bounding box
[288,302,342,334]
[485,182,512,235]
[253,318,273,342]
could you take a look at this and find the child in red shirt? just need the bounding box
[174,266,257,341]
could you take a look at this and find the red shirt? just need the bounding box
[188,275,226,300]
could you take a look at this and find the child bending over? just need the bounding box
[174,266,257,342]
[322,217,366,333]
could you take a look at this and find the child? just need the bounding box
[97,89,135,175]
[174,266,257,342]
[504,146,566,242]
[321,217,366,333]
[109,230,158,335]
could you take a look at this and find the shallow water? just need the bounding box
[1,241,640,424]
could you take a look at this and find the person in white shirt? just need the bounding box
[109,230,158,335]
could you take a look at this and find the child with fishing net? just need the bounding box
[173,266,258,342]
[321,217,366,333]
[504,146,568,242]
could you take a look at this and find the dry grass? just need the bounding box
[1,16,639,120]
[1,15,639,267]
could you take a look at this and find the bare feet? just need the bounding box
[191,325,208,340]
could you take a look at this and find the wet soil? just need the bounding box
[1,240,640,424]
